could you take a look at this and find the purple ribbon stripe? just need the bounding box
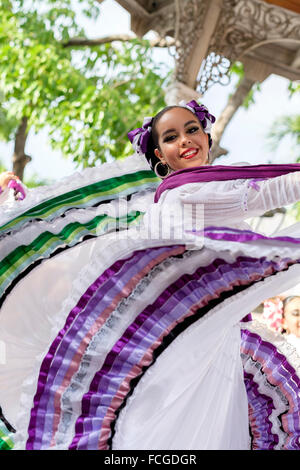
[241,329,300,450]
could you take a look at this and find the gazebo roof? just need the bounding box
[117,0,300,16]
[116,0,300,92]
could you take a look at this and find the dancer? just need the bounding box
[0,100,300,450]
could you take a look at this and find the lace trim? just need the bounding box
[241,179,262,213]
[242,320,300,373]
[242,355,288,450]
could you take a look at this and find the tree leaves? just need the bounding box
[0,0,170,171]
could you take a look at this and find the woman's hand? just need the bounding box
[0,171,20,192]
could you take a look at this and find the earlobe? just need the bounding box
[154,148,165,163]
[281,319,289,333]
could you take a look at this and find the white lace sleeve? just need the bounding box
[177,172,300,225]
[245,172,300,218]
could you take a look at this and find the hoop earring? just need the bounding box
[154,161,171,179]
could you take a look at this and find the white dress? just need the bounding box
[0,155,299,450]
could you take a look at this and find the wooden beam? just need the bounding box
[245,51,300,81]
[263,0,300,15]
[185,0,223,88]
[243,57,272,82]
[291,48,300,68]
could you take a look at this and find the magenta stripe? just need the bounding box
[202,226,300,245]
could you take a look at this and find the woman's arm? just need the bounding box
[245,172,300,218]
[178,173,300,224]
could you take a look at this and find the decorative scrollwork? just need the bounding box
[226,0,300,58]
[197,52,232,95]
[197,0,300,94]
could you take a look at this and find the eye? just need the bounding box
[163,134,177,143]
[187,126,200,134]
[291,310,300,316]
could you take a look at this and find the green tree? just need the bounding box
[267,86,300,221]
[268,115,300,161]
[0,0,170,180]
[267,80,300,160]
[0,159,49,186]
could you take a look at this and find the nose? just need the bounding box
[180,133,192,146]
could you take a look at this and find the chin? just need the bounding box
[183,159,207,167]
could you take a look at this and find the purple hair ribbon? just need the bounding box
[181,100,216,134]
[127,117,153,155]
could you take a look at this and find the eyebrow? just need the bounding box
[161,120,199,138]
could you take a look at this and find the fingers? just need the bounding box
[0,171,20,189]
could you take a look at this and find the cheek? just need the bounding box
[283,314,295,327]
[161,143,177,160]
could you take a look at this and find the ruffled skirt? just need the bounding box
[0,156,299,450]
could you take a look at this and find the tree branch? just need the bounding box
[12,116,31,181]
[210,76,256,162]
[63,34,176,48]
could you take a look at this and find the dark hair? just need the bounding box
[145,106,179,170]
[145,105,212,171]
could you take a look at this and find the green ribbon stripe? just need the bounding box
[0,171,158,233]
[0,425,14,450]
[0,211,144,297]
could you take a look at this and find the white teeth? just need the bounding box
[182,150,196,157]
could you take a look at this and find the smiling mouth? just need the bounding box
[181,149,199,159]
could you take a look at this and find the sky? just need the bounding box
[0,0,299,183]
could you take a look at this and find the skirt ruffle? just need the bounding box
[241,321,300,450]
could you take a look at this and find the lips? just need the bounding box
[180,148,199,159]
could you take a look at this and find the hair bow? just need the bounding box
[180,100,216,134]
[127,117,153,155]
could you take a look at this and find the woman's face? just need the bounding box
[282,297,300,337]
[154,107,210,171]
